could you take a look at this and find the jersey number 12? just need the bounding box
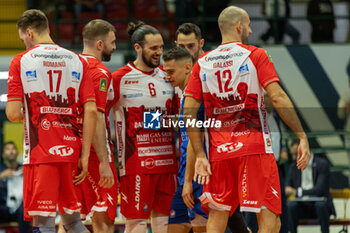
[215,69,233,93]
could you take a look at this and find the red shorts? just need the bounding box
[23,163,81,221]
[120,173,177,218]
[75,155,119,221]
[200,154,281,215]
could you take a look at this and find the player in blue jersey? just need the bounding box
[163,46,251,233]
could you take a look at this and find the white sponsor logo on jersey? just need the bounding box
[41,119,51,130]
[217,142,243,153]
[135,175,141,210]
[49,145,74,156]
[138,145,173,156]
[141,158,155,169]
[213,103,245,115]
[64,135,77,141]
[40,107,72,115]
[243,200,258,205]
[155,159,174,166]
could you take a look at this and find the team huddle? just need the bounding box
[6,6,311,233]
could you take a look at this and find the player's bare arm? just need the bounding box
[91,110,114,188]
[75,101,97,185]
[6,101,23,122]
[265,82,310,171]
[182,139,195,210]
[183,97,211,185]
[182,132,205,209]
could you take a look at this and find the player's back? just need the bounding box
[188,42,278,161]
[8,43,93,165]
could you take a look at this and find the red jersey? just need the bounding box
[185,42,278,161]
[112,62,178,176]
[7,43,95,164]
[79,54,114,162]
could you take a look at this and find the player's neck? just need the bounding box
[134,57,154,73]
[180,73,190,91]
[82,48,102,61]
[199,49,205,58]
[34,34,54,45]
[4,160,18,170]
[221,35,242,45]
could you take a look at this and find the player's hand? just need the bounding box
[194,155,211,185]
[297,137,311,171]
[0,169,15,179]
[182,180,194,210]
[74,156,89,185]
[98,161,114,189]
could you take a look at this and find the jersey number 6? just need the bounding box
[148,82,156,97]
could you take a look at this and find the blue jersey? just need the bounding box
[177,92,205,185]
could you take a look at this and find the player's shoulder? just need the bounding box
[112,63,133,80]
[54,44,80,58]
[198,49,214,61]
[86,57,111,76]
[238,44,267,58]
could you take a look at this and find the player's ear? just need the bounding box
[96,40,103,51]
[199,39,204,48]
[236,21,242,34]
[134,43,142,53]
[184,62,192,74]
[26,28,33,39]
[174,40,178,46]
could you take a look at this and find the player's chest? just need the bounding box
[119,75,174,106]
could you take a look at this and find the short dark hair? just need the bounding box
[17,9,49,34]
[3,141,17,152]
[163,46,192,63]
[83,19,116,44]
[175,23,202,41]
[127,21,160,47]
[290,139,300,147]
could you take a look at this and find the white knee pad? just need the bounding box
[124,219,147,233]
[151,216,169,233]
[191,214,207,233]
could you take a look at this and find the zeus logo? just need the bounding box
[121,192,128,204]
[271,186,279,199]
[107,193,114,204]
[98,68,109,78]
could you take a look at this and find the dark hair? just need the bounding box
[3,141,17,152]
[83,19,115,43]
[127,21,160,47]
[17,9,49,34]
[163,46,192,62]
[290,139,300,147]
[175,23,202,41]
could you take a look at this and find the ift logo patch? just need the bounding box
[143,110,161,129]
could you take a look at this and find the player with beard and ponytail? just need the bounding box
[111,21,178,233]
[76,19,119,233]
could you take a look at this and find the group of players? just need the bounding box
[6,5,311,233]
